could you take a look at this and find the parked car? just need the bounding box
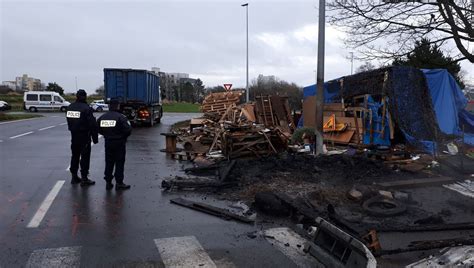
[90,100,109,112]
[24,91,70,112]
[0,100,12,111]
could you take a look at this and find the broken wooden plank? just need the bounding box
[170,197,254,224]
[379,237,474,256]
[303,96,317,128]
[323,130,355,144]
[375,177,458,188]
[377,222,474,233]
[162,178,235,190]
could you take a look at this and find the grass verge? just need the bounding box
[162,103,200,113]
[0,113,43,122]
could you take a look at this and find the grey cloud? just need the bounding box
[3,1,466,94]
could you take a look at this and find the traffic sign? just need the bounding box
[223,84,232,91]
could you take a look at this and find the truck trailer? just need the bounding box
[104,68,163,126]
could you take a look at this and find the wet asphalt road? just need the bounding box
[0,112,305,267]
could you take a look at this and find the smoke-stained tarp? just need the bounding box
[299,67,440,153]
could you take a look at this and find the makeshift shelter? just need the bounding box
[299,66,474,153]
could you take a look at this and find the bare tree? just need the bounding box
[328,0,474,63]
[355,61,376,73]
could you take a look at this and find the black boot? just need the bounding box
[115,183,130,190]
[71,174,81,184]
[80,176,96,186]
[106,181,114,190]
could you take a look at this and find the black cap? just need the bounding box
[76,89,87,98]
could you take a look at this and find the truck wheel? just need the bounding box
[97,107,103,112]
[60,106,67,112]
[29,107,38,112]
[155,108,162,124]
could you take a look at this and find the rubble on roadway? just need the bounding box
[160,66,474,267]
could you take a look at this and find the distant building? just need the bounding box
[151,67,199,101]
[14,74,42,91]
[2,81,16,90]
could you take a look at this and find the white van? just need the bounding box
[24,91,71,112]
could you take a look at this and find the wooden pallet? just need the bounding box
[170,152,195,161]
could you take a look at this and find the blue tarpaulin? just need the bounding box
[302,81,341,103]
[298,67,474,151]
[363,96,391,146]
[421,69,474,145]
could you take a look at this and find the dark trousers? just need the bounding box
[104,140,126,183]
[70,134,91,178]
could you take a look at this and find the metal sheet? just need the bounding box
[443,180,474,199]
[407,246,474,267]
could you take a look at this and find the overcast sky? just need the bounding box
[1,0,473,94]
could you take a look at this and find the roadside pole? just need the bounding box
[315,0,325,155]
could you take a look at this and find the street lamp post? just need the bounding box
[242,3,249,103]
[315,0,325,155]
[350,52,354,75]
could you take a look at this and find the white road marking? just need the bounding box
[59,123,67,126]
[38,125,56,131]
[0,117,39,125]
[0,140,3,142]
[264,227,321,267]
[66,165,70,171]
[26,246,81,268]
[27,180,65,228]
[154,236,217,268]
[9,131,34,139]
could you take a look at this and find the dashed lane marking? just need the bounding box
[59,123,67,126]
[27,180,65,228]
[26,246,81,268]
[9,131,34,139]
[38,125,56,131]
[154,236,217,268]
[264,227,322,267]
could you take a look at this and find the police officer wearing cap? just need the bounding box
[66,89,98,186]
[97,99,132,190]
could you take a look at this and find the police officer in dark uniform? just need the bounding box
[97,99,132,190]
[66,89,98,186]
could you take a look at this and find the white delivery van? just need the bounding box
[24,91,71,112]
